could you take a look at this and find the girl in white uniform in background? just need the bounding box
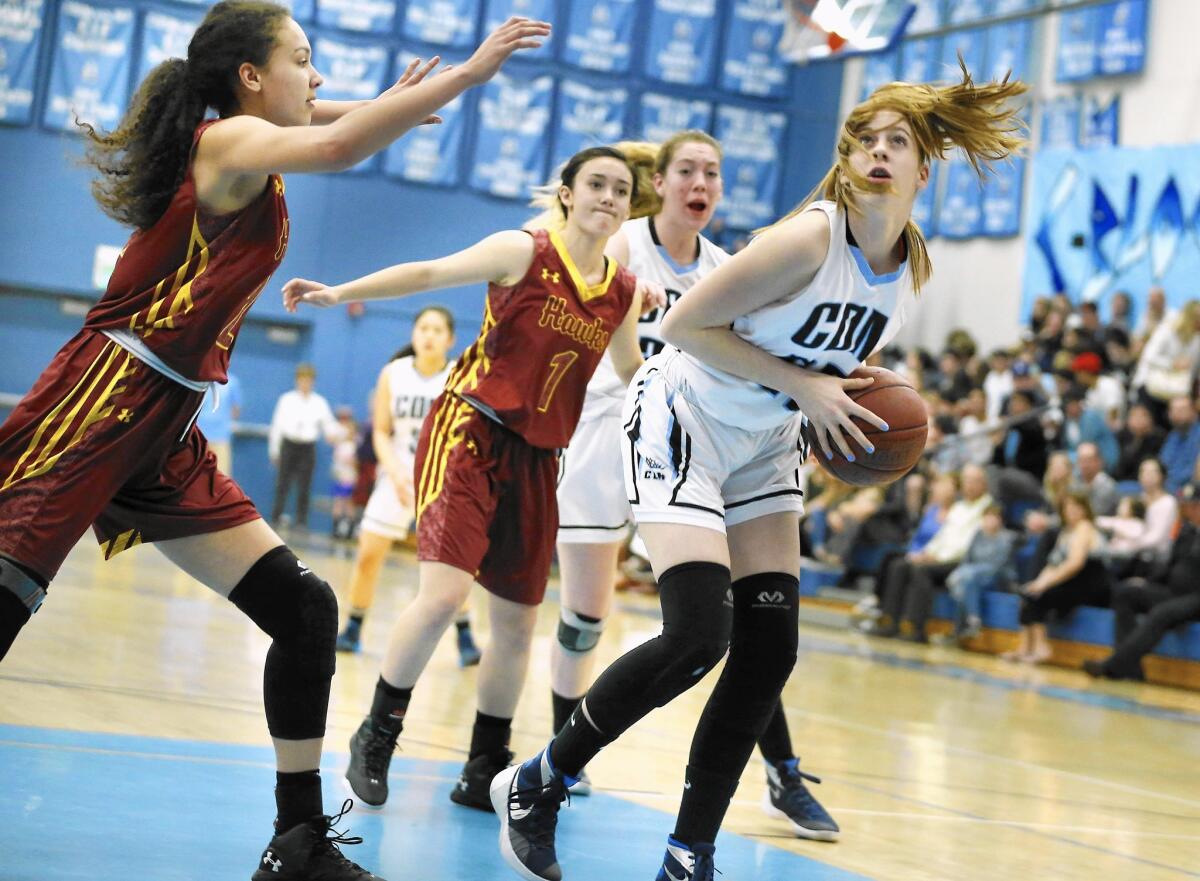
[549,131,839,839]
[496,68,1027,881]
[335,306,479,665]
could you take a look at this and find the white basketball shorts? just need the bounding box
[360,472,415,541]
[556,412,632,544]
[621,362,806,532]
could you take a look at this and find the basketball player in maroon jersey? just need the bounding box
[0,3,548,879]
[282,145,660,813]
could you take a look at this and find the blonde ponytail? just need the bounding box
[760,59,1028,293]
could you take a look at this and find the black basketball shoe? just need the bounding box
[252,799,384,880]
[345,717,400,807]
[449,748,514,811]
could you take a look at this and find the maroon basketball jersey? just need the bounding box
[83,119,290,382]
[447,228,636,450]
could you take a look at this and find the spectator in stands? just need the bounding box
[993,389,1049,479]
[1007,491,1109,664]
[1071,351,1125,427]
[983,349,1014,423]
[1132,301,1200,424]
[1098,458,1176,576]
[956,389,994,467]
[1028,296,1052,336]
[946,503,1015,642]
[1033,309,1065,372]
[899,347,934,392]
[1131,286,1171,358]
[1002,360,1047,413]
[1108,290,1133,334]
[1113,403,1165,484]
[1074,441,1119,516]
[871,465,992,643]
[1161,395,1200,493]
[1084,481,1200,681]
[1057,387,1119,472]
[268,363,341,529]
[1042,451,1073,513]
[1075,302,1108,361]
[935,349,973,404]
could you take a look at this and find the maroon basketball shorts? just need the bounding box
[0,331,259,581]
[414,393,558,605]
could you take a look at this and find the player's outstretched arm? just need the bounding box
[282,230,535,312]
[660,210,887,460]
[201,17,549,176]
[310,56,446,126]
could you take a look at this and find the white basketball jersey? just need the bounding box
[384,356,451,471]
[664,200,917,431]
[580,216,729,420]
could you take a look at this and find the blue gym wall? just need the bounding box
[0,23,843,521]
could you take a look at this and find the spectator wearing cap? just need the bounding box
[1000,360,1047,416]
[1071,351,1125,427]
[1161,395,1200,494]
[1073,441,1119,517]
[1084,481,1200,681]
[1057,385,1119,472]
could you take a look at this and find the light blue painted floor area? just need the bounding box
[0,725,876,881]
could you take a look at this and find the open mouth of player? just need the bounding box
[867,167,892,181]
[686,200,709,216]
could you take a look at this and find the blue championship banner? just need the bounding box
[313,36,388,173]
[939,26,985,81]
[981,157,1025,238]
[44,1,134,133]
[947,0,987,25]
[912,159,938,238]
[469,71,553,199]
[1095,0,1146,76]
[1081,94,1119,148]
[900,36,939,84]
[906,0,944,35]
[1041,95,1080,149]
[986,19,1033,83]
[638,91,711,143]
[1055,5,1099,82]
[552,79,627,171]
[0,0,45,125]
[1023,145,1200,316]
[720,0,788,99]
[938,154,983,239]
[713,105,785,230]
[644,0,718,87]
[383,52,466,186]
[993,0,1042,12]
[138,8,201,85]
[562,0,635,73]
[317,0,397,34]
[403,0,479,48]
[484,0,556,60]
[859,45,899,101]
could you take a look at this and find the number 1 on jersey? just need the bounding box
[538,351,579,413]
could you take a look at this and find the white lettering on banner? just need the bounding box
[322,0,395,31]
[407,0,473,43]
[0,0,42,41]
[316,39,386,100]
[656,0,715,14]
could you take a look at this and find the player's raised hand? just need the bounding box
[461,17,551,85]
[381,56,445,125]
[282,278,340,312]
[636,278,668,315]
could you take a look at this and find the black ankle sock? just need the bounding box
[369,677,412,730]
[455,618,470,634]
[550,701,611,778]
[348,612,365,626]
[672,765,740,847]
[469,711,511,759]
[275,769,323,832]
[551,691,583,736]
[756,701,794,765]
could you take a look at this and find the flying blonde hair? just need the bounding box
[762,60,1028,293]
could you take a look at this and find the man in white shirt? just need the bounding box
[983,349,1015,424]
[269,363,341,528]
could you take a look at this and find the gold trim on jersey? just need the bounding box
[103,528,143,559]
[2,341,139,491]
[129,214,211,339]
[447,295,496,398]
[549,229,618,303]
[415,396,474,521]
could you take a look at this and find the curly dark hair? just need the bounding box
[79,1,290,230]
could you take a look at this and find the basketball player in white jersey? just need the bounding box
[335,306,479,665]
[550,132,839,839]
[496,68,1027,881]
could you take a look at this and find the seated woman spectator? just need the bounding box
[1096,458,1177,578]
[946,503,1015,641]
[1113,403,1166,485]
[1006,492,1110,664]
[1084,481,1200,681]
[871,465,992,643]
[1042,451,1073,514]
[993,389,1049,479]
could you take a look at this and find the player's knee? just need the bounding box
[228,546,337,680]
[729,572,800,690]
[557,608,605,654]
[644,561,735,702]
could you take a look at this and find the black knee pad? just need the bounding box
[557,608,605,654]
[641,561,733,706]
[229,546,338,739]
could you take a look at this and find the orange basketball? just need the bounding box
[802,367,928,487]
